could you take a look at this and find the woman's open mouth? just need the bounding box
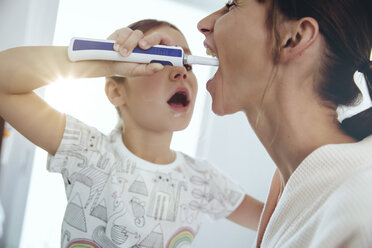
[167,88,190,112]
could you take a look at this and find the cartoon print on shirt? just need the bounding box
[108,200,140,246]
[52,126,103,170]
[137,224,164,248]
[115,156,137,174]
[67,167,110,210]
[61,230,71,248]
[182,154,209,174]
[130,197,146,227]
[129,175,149,196]
[206,169,242,218]
[147,172,187,222]
[64,193,88,232]
[92,193,141,247]
[166,227,195,248]
[90,198,108,223]
[179,204,195,224]
[51,149,87,170]
[188,166,243,219]
[92,225,119,248]
[89,171,127,223]
[48,117,244,247]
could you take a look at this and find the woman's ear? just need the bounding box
[105,78,126,107]
[279,17,319,63]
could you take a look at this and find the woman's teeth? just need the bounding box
[206,48,217,58]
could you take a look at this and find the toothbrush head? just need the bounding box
[184,54,219,67]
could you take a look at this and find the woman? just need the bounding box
[195,0,372,247]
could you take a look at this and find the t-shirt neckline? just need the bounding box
[112,131,181,172]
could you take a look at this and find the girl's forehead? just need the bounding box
[146,26,191,54]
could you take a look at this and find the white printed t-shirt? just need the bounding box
[47,115,245,248]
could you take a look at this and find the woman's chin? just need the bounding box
[211,101,227,116]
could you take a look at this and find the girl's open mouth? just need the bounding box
[167,88,190,112]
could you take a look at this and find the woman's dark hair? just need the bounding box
[110,19,181,83]
[259,0,372,140]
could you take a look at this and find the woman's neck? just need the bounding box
[245,78,356,185]
[121,128,175,165]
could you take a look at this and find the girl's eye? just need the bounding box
[184,64,193,71]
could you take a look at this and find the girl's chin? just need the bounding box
[169,116,192,131]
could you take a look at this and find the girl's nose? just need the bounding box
[170,66,187,81]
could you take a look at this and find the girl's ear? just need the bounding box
[279,17,319,63]
[105,78,126,106]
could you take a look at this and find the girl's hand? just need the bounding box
[107,27,173,77]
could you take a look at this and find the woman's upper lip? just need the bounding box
[203,41,218,57]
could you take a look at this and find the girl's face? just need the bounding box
[120,26,198,133]
[197,0,275,115]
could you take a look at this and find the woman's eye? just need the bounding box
[184,64,193,71]
[225,1,236,11]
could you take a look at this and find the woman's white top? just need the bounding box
[259,135,372,247]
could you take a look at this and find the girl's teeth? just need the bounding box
[206,48,217,57]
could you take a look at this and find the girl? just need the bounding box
[0,19,262,247]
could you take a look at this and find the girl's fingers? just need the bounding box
[110,28,144,57]
[139,31,173,49]
[109,28,173,57]
[109,27,133,53]
[131,63,165,76]
[108,27,131,43]
[120,29,144,56]
[111,62,164,77]
[107,28,171,77]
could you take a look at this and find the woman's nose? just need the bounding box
[197,13,216,36]
[169,66,187,81]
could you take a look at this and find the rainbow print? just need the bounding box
[67,239,101,248]
[166,228,195,248]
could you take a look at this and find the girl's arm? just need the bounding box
[227,169,282,230]
[226,194,264,230]
[0,28,166,155]
[0,46,116,155]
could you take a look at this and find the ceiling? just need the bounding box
[170,0,226,12]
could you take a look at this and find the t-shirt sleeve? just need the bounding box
[47,114,104,175]
[198,160,245,220]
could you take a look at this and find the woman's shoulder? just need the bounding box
[309,167,372,246]
[324,165,372,224]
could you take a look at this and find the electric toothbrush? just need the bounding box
[68,37,219,67]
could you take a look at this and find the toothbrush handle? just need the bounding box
[68,37,184,66]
